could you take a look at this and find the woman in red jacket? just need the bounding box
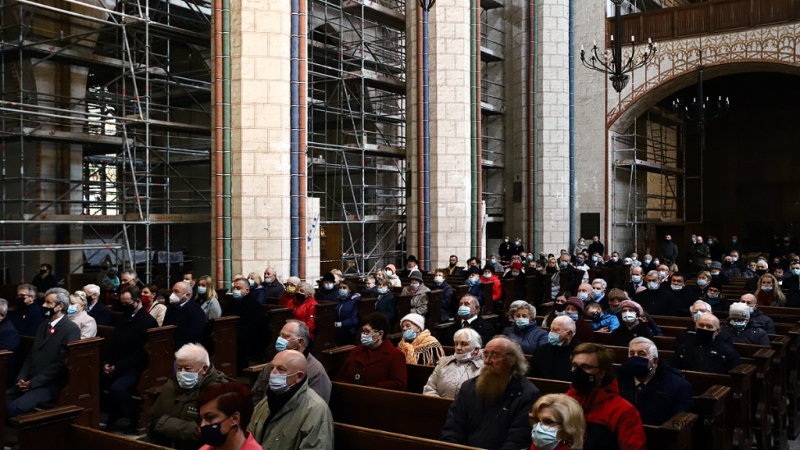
[529,394,586,450]
[481,266,503,314]
[286,281,318,339]
[334,312,407,391]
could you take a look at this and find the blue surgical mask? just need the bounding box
[693,311,706,323]
[592,256,598,262]
[630,275,641,284]
[275,336,291,352]
[198,287,207,295]
[547,331,563,346]
[339,289,349,297]
[747,306,754,314]
[67,305,78,315]
[530,422,559,449]
[248,279,255,287]
[793,269,800,276]
[697,279,708,287]
[592,289,603,299]
[647,281,660,291]
[514,318,530,329]
[559,261,568,268]
[644,259,651,265]
[762,286,774,292]
[730,320,747,330]
[232,290,242,299]
[176,370,199,390]
[567,312,579,322]
[576,258,584,265]
[403,329,417,341]
[457,306,472,318]
[377,287,388,295]
[360,333,374,347]
[269,372,297,394]
[490,259,497,264]
[577,292,589,302]
[468,278,479,286]
[324,282,334,290]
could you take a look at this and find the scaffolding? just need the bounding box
[0,0,212,285]
[612,109,685,249]
[307,0,407,275]
[480,0,504,219]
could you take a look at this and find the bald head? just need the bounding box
[696,313,720,331]
[740,294,757,310]
[273,349,307,373]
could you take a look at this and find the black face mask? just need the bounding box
[41,305,56,318]
[590,311,602,323]
[16,296,27,305]
[122,302,137,315]
[199,420,231,447]
[295,293,307,303]
[554,303,566,313]
[695,328,716,345]
[621,356,653,379]
[546,267,557,273]
[571,367,597,394]
[756,269,767,277]
[40,269,47,275]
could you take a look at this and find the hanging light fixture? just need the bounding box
[580,0,657,93]
[672,51,730,124]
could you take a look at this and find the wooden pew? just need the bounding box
[206,315,238,378]
[12,405,171,450]
[334,423,482,450]
[427,289,444,326]
[314,301,339,353]
[0,350,10,445]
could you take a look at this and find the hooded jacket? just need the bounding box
[567,379,647,450]
[617,360,694,426]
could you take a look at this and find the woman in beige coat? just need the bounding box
[143,284,167,326]
[68,291,97,339]
[422,328,483,398]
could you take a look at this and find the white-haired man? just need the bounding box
[441,335,541,449]
[529,315,579,382]
[163,281,206,351]
[83,283,111,326]
[618,337,693,426]
[147,343,232,450]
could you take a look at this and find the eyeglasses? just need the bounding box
[482,351,507,361]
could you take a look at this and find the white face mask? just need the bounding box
[176,370,200,390]
[454,351,474,362]
[269,372,299,394]
[621,311,638,323]
[434,276,444,284]
[169,293,182,304]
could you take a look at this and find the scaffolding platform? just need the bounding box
[11,127,134,147]
[614,158,685,175]
[481,101,504,116]
[342,0,406,30]
[481,46,503,63]
[0,213,210,225]
[343,69,406,94]
[481,0,504,9]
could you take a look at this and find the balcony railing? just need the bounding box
[607,0,800,44]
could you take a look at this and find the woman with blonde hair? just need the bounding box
[68,290,97,339]
[529,394,586,450]
[756,273,786,306]
[197,275,222,320]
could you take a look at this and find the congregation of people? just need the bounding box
[2,231,799,450]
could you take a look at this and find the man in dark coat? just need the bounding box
[529,315,579,382]
[740,294,776,334]
[618,337,693,426]
[429,269,455,322]
[444,295,495,347]
[587,236,605,258]
[6,288,81,417]
[634,271,678,316]
[0,297,21,384]
[658,234,679,265]
[163,281,207,351]
[223,277,265,371]
[674,313,740,374]
[9,284,44,337]
[441,336,540,450]
[103,286,158,430]
[83,283,112,326]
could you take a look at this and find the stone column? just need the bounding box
[228,0,292,279]
[407,0,473,270]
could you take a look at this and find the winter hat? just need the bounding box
[322,272,336,283]
[409,272,423,281]
[384,264,397,274]
[565,297,585,315]
[619,300,643,316]
[729,302,750,320]
[401,313,425,331]
[511,262,523,270]
[709,261,723,270]
[287,276,301,286]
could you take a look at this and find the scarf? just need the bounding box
[397,329,445,365]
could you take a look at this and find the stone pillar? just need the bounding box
[228,0,292,279]
[407,0,473,270]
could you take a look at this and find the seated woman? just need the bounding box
[334,313,407,391]
[197,382,261,450]
[564,297,595,343]
[693,271,711,299]
[397,313,445,365]
[402,272,431,316]
[608,300,662,347]
[142,283,167,326]
[705,279,730,313]
[374,279,397,326]
[333,280,360,346]
[756,273,786,306]
[279,276,301,306]
[286,282,318,339]
[502,300,548,354]
[68,291,97,339]
[247,272,267,304]
[542,291,571,328]
[197,275,222,320]
[423,328,483,398]
[383,264,402,288]
[528,394,586,450]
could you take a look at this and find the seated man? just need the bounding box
[674,313,740,374]
[725,303,770,346]
[6,288,81,418]
[163,281,207,351]
[673,300,733,349]
[667,272,697,312]
[444,294,495,347]
[249,350,334,449]
[103,286,159,432]
[621,266,645,298]
[441,336,541,449]
[529,316,580,382]
[9,284,44,337]
[83,283,112,326]
[251,319,331,404]
[0,298,21,379]
[147,343,233,450]
[634,270,678,316]
[740,293,776,334]
[567,343,646,449]
[430,269,455,321]
[618,337,693,426]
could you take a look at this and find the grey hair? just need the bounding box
[551,315,576,334]
[691,300,711,313]
[83,284,100,297]
[46,288,71,312]
[462,294,479,309]
[297,281,315,297]
[508,300,536,318]
[0,298,7,315]
[285,319,310,345]
[175,343,210,366]
[591,278,607,291]
[453,328,482,349]
[18,283,37,298]
[120,269,138,280]
[629,337,658,358]
[646,270,660,278]
[491,335,529,376]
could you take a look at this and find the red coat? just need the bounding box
[278,292,294,306]
[286,296,318,339]
[334,339,407,391]
[567,379,646,450]
[483,275,503,302]
[531,443,571,450]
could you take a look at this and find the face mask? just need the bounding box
[123,302,138,315]
[559,261,568,268]
[624,259,632,266]
[576,258,584,265]
[612,257,619,262]
[756,269,767,277]
[528,255,534,260]
[711,271,720,277]
[577,292,588,302]
[275,336,292,352]
[592,289,603,300]
[490,259,497,264]
[630,275,641,284]
[232,290,242,299]
[264,278,273,284]
[590,311,602,323]
[403,329,417,341]
[579,241,585,246]
[41,305,56,318]
[66,305,78,316]
[623,356,654,378]
[195,286,206,296]
[707,292,719,299]
[746,306,754,314]
[177,370,199,390]
[697,279,708,287]
[199,419,231,447]
[647,281,660,291]
[691,237,697,243]
[671,284,683,292]
[454,351,474,362]
[483,273,492,279]
[693,311,706,323]
[170,292,183,304]
[360,333,375,347]
[516,240,521,245]
[732,256,738,261]
[458,306,472,318]
[269,372,298,394]
[644,259,651,265]
[410,283,421,290]
[468,278,479,286]
[293,292,307,303]
[621,311,637,323]
[385,270,393,277]
[592,256,598,262]
[511,271,520,277]
[695,328,715,344]
[286,285,297,294]
[247,279,255,287]
[375,286,388,295]
[339,289,349,297]
[730,320,747,330]
[504,239,509,243]
[514,318,530,329]
[554,303,566,313]
[658,271,667,280]
[761,285,773,292]
[324,282,334,290]
[434,276,444,284]
[530,422,559,449]
[548,331,563,346]
[571,366,597,394]
[653,260,659,266]
[567,312,579,322]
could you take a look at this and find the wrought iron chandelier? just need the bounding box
[672,51,729,124]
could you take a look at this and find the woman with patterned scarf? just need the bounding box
[398,313,445,366]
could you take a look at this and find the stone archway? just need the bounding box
[606,22,800,132]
